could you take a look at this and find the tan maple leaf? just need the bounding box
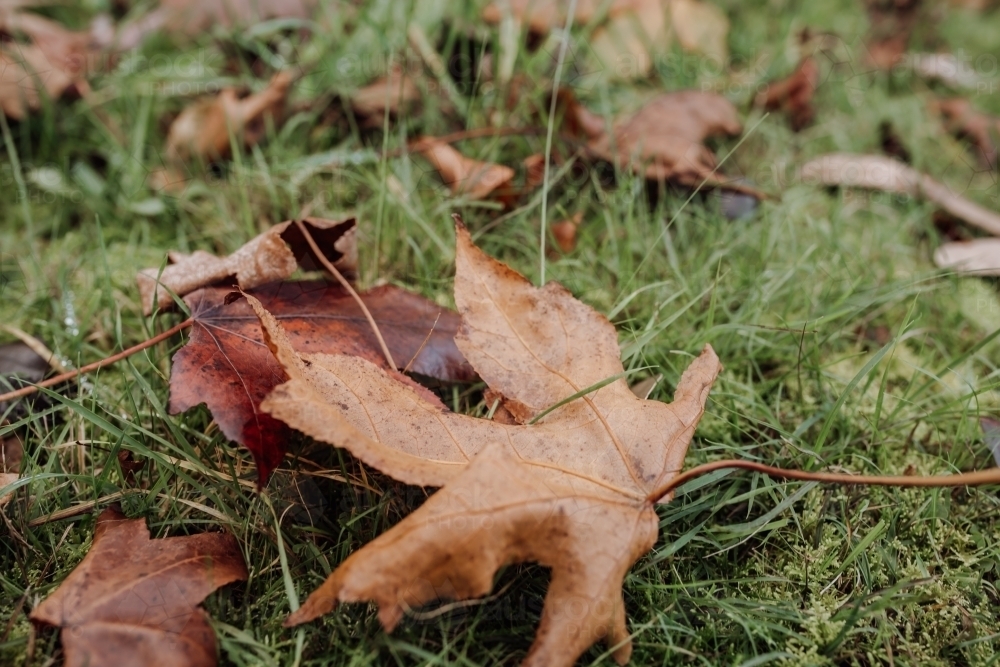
[248,223,721,666]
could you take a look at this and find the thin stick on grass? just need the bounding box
[292,219,397,370]
[0,319,192,404]
[648,459,1000,504]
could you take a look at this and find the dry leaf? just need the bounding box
[253,223,722,666]
[935,98,999,169]
[0,7,117,120]
[413,137,515,200]
[800,153,1000,237]
[550,212,583,253]
[754,56,819,132]
[0,42,80,120]
[564,90,754,193]
[485,0,729,79]
[933,239,1000,275]
[165,71,293,164]
[349,67,421,125]
[0,10,110,79]
[137,217,356,315]
[865,0,922,69]
[170,281,474,484]
[522,153,547,189]
[665,0,729,64]
[30,505,248,667]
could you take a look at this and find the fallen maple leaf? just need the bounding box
[563,89,759,195]
[137,217,356,315]
[934,98,1000,170]
[800,153,1000,237]
[30,506,248,667]
[170,280,475,484]
[251,223,722,665]
[412,137,515,200]
[164,70,294,165]
[754,56,819,131]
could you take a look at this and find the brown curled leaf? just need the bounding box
[412,136,515,200]
[136,217,356,315]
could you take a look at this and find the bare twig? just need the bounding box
[648,459,1000,504]
[0,319,192,404]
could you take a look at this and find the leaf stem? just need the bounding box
[292,219,397,370]
[647,459,1000,504]
[0,319,192,405]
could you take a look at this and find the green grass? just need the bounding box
[3,0,1000,665]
